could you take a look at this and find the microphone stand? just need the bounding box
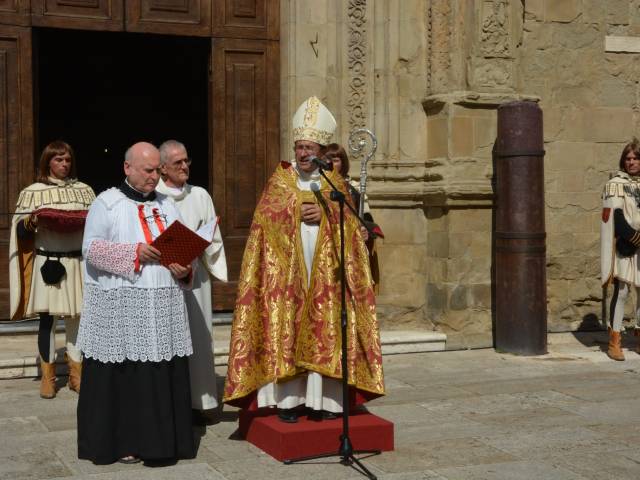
[283,166,380,480]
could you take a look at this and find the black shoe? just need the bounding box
[192,408,219,426]
[143,458,178,468]
[308,409,341,421]
[277,408,299,423]
[322,410,341,420]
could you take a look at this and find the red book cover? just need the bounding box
[151,220,211,268]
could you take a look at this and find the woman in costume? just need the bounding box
[601,138,640,360]
[9,141,95,398]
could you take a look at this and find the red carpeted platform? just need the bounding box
[238,409,394,462]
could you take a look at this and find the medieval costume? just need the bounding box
[76,181,195,464]
[9,177,95,397]
[601,170,640,360]
[156,178,228,411]
[223,97,384,417]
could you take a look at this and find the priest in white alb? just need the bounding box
[156,140,228,422]
[77,142,195,465]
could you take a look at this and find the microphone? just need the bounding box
[309,155,332,170]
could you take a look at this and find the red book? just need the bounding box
[151,220,211,268]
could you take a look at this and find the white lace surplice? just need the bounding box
[77,188,193,363]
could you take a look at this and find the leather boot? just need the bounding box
[607,327,625,361]
[65,353,82,394]
[634,329,640,354]
[40,361,57,399]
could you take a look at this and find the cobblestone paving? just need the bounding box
[1,331,640,479]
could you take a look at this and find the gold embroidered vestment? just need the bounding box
[223,163,384,406]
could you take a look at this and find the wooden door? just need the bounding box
[0,24,34,318]
[212,0,278,40]
[210,37,279,309]
[126,0,211,36]
[31,0,124,31]
[0,0,30,26]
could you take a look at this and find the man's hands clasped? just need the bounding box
[301,203,322,224]
[137,243,191,280]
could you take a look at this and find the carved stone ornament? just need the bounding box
[480,0,510,58]
[347,0,368,136]
[427,0,453,94]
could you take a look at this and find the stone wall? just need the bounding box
[281,0,432,331]
[522,0,640,330]
[280,0,640,347]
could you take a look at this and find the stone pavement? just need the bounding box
[1,330,640,479]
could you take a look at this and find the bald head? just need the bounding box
[124,142,161,194]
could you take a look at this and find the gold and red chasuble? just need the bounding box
[223,162,385,407]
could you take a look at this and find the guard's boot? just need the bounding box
[607,327,625,361]
[39,361,57,399]
[634,329,640,354]
[65,353,82,394]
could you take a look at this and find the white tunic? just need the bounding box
[156,179,228,410]
[9,178,95,319]
[77,187,193,363]
[601,171,640,286]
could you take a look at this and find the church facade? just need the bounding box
[281,0,638,347]
[0,1,634,348]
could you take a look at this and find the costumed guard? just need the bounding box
[223,96,385,423]
[156,139,228,421]
[9,141,95,399]
[601,138,640,361]
[77,142,195,465]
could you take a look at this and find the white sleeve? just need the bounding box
[82,197,139,279]
[201,191,228,282]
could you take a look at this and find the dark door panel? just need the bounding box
[211,37,279,309]
[212,0,278,40]
[0,24,34,319]
[0,0,30,26]
[126,0,211,37]
[31,0,124,31]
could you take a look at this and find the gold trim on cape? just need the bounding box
[223,163,384,405]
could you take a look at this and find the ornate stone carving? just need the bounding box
[480,0,510,58]
[474,61,512,88]
[471,0,517,91]
[347,0,368,136]
[427,0,452,94]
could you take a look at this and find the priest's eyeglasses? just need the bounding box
[170,158,192,168]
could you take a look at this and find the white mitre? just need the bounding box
[292,96,337,146]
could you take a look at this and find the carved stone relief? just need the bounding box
[472,0,518,91]
[347,0,368,135]
[480,0,510,58]
[474,60,512,88]
[426,0,452,95]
